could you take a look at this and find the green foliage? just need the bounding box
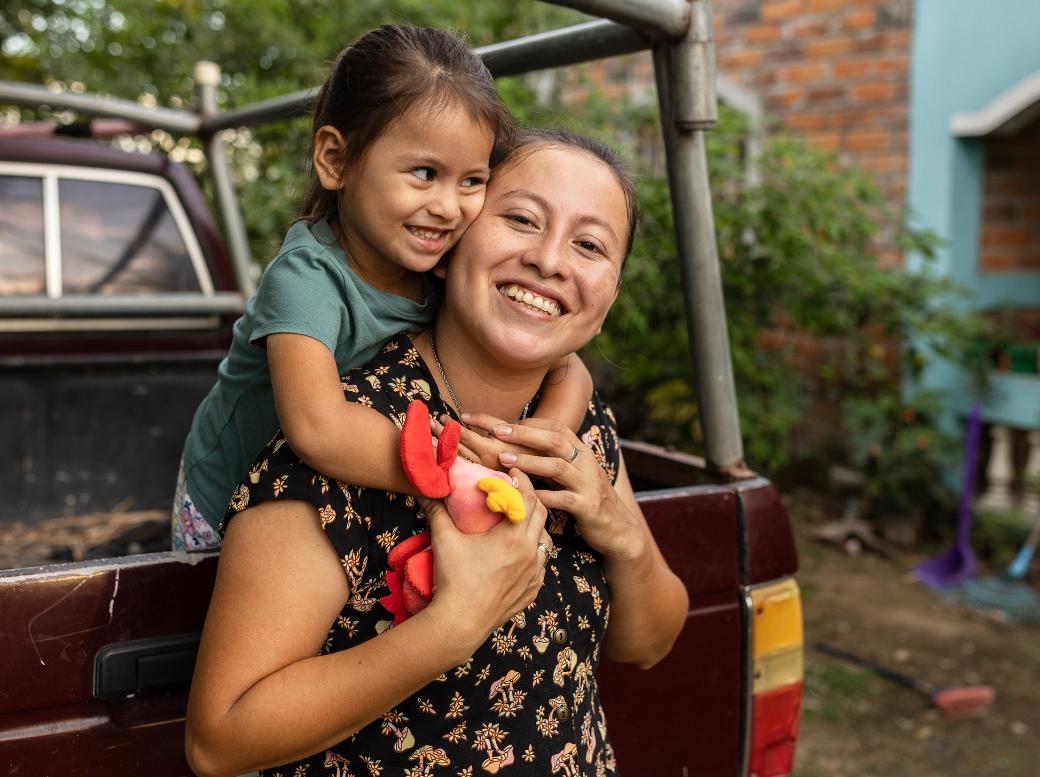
[2,2,985,489]
[1,0,586,261]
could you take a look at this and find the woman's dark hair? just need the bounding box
[300,25,515,224]
[496,128,640,264]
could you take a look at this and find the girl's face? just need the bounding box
[444,145,629,370]
[320,102,495,282]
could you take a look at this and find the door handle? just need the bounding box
[94,633,201,699]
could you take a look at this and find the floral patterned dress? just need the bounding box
[223,334,622,777]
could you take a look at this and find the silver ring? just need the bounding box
[537,543,552,564]
[567,444,580,463]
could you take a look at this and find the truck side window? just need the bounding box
[0,175,46,296]
[59,178,202,295]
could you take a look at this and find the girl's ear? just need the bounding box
[313,125,349,190]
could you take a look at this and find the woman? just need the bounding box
[185,129,689,777]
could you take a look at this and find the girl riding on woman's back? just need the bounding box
[173,25,592,549]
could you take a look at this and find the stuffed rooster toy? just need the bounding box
[379,400,526,624]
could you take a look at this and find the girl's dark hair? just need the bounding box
[497,128,640,263]
[300,25,514,224]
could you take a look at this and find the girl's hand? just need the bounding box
[421,469,553,649]
[431,413,539,470]
[492,418,646,563]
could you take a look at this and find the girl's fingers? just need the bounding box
[459,412,508,435]
[455,441,482,465]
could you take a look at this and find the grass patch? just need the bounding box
[801,658,876,724]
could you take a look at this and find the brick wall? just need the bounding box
[712,0,913,238]
[979,117,1040,273]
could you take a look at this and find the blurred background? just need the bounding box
[2,1,1038,774]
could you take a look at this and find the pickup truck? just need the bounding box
[0,4,803,776]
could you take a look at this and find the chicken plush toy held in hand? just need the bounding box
[379,400,526,624]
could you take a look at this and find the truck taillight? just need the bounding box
[747,578,803,777]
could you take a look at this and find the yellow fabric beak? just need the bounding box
[477,478,526,524]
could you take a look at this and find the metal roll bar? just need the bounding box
[0,0,746,473]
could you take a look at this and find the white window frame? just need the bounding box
[0,161,216,297]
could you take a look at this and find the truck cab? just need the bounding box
[0,3,803,775]
[0,130,241,524]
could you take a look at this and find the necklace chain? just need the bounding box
[429,329,530,421]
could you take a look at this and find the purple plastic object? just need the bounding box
[915,404,982,590]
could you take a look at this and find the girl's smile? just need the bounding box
[314,102,495,296]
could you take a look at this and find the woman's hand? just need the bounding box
[421,468,553,654]
[473,416,647,564]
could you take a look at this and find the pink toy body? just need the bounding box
[379,401,523,624]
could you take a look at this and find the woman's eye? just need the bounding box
[411,167,434,182]
[508,214,535,227]
[577,240,604,255]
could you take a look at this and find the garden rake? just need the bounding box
[950,506,1040,625]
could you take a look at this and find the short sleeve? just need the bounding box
[248,250,349,354]
[220,430,374,594]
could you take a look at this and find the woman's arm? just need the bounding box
[596,454,689,667]
[185,474,551,777]
[268,333,415,494]
[491,418,689,669]
[530,353,593,432]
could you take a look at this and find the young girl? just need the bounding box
[173,25,592,550]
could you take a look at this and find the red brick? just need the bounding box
[980,253,1015,272]
[808,86,845,104]
[746,25,783,43]
[786,112,828,130]
[778,63,827,82]
[834,59,873,78]
[805,132,841,151]
[846,130,891,151]
[851,81,898,102]
[867,154,907,173]
[829,110,863,127]
[845,9,876,29]
[806,37,854,59]
[762,0,806,22]
[807,0,849,10]
[790,19,829,36]
[772,88,807,107]
[982,227,1034,247]
[719,49,765,69]
[875,55,909,75]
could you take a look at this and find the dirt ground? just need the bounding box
[791,494,1040,777]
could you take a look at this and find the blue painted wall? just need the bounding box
[909,0,1040,430]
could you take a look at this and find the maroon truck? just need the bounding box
[0,4,803,776]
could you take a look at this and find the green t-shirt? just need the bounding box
[182,219,440,525]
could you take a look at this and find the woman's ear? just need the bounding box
[313,125,349,190]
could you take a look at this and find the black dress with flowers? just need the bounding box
[223,334,622,777]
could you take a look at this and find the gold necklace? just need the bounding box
[429,329,531,421]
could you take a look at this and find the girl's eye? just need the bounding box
[411,167,435,182]
[461,176,486,189]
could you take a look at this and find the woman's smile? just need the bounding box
[496,283,564,317]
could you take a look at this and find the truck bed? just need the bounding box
[0,443,797,776]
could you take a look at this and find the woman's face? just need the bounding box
[444,145,629,370]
